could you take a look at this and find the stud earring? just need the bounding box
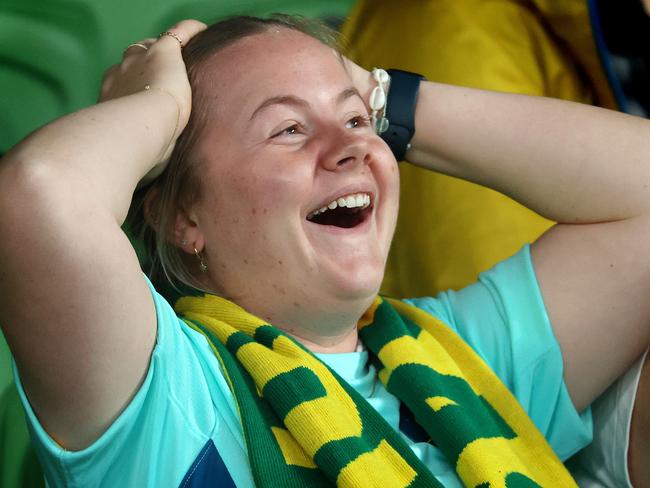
[194,247,207,272]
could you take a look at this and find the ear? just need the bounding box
[144,186,205,255]
[173,208,205,256]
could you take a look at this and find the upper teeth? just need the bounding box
[309,193,371,217]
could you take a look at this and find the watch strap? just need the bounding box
[381,69,425,161]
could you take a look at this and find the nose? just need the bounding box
[319,126,371,172]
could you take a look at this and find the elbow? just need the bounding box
[0,156,66,232]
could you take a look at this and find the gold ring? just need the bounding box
[159,31,184,48]
[124,43,149,54]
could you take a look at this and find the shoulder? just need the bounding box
[405,246,592,460]
[405,245,549,377]
[14,276,249,487]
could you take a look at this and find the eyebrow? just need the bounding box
[249,87,363,121]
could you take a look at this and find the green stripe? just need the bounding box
[505,473,543,487]
[179,293,571,488]
[225,330,253,355]
[187,320,330,487]
[359,300,417,353]
[313,364,443,487]
[262,366,327,420]
[314,435,381,476]
[386,363,516,464]
[254,325,282,348]
[399,308,427,337]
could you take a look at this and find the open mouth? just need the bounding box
[306,192,373,229]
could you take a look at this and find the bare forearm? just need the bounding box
[406,82,650,223]
[2,90,177,224]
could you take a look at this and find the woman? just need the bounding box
[0,15,648,487]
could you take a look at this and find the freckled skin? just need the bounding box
[180,29,399,349]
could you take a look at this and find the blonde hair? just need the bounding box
[126,14,341,294]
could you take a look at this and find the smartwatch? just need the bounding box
[381,69,425,161]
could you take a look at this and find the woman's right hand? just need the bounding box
[0,18,205,450]
[100,19,206,172]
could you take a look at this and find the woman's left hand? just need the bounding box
[342,56,374,112]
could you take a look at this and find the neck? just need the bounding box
[266,297,374,353]
[283,324,359,353]
[225,288,375,354]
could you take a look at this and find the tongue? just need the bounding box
[309,206,364,228]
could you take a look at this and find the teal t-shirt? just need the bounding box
[15,246,592,487]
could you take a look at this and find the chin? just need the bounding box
[326,259,385,303]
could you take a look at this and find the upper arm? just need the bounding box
[0,162,156,449]
[531,218,650,411]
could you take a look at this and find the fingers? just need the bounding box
[341,56,373,110]
[154,19,207,51]
[121,19,207,60]
[123,43,149,55]
[122,38,156,58]
[101,19,206,103]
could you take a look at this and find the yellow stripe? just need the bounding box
[181,295,576,485]
[238,334,364,455]
[388,299,577,485]
[337,439,416,488]
[183,313,365,456]
[271,426,317,468]
[182,312,240,345]
[377,334,463,384]
[456,436,575,487]
[358,297,381,331]
[425,396,457,412]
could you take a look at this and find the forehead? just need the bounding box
[199,29,351,113]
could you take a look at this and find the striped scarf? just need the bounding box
[175,294,577,487]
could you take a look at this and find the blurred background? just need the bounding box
[0,3,357,485]
[0,0,356,404]
[0,0,357,157]
[1,1,649,486]
[4,0,650,390]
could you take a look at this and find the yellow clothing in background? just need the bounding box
[341,0,613,297]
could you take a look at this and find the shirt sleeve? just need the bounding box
[12,275,244,488]
[404,245,593,461]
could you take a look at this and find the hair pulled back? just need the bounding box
[126,14,339,294]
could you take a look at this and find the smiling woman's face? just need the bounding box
[183,28,399,336]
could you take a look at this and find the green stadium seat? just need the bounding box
[0,1,354,485]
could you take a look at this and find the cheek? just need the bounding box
[369,145,400,201]
[240,154,315,209]
[202,164,309,236]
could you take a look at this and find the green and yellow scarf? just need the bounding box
[175,294,577,487]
